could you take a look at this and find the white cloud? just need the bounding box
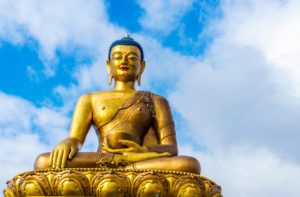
[217,0,300,98]
[52,34,199,106]
[0,133,48,189]
[137,34,198,89]
[80,127,99,152]
[170,42,300,159]
[52,58,109,113]
[137,0,196,35]
[0,0,123,76]
[0,92,70,191]
[170,0,300,158]
[180,145,300,197]
[1,0,300,196]
[168,0,300,195]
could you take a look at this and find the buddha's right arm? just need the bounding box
[49,94,93,168]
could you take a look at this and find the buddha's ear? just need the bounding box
[138,60,146,86]
[141,60,146,73]
[106,60,113,85]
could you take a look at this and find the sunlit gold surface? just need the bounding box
[34,43,200,174]
[4,168,222,197]
[5,36,222,196]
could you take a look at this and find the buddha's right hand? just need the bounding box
[49,138,81,168]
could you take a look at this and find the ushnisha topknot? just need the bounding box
[108,35,144,61]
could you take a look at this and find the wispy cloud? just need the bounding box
[0,0,122,76]
[180,144,300,196]
[170,0,300,195]
[1,0,300,196]
[137,0,196,35]
[0,92,69,189]
[217,0,300,98]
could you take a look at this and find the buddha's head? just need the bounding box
[106,35,145,86]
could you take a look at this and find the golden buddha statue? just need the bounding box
[34,35,200,174]
[4,35,222,197]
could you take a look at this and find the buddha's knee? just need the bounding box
[34,153,50,169]
[178,156,201,174]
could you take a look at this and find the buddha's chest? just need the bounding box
[92,97,153,129]
[92,97,127,126]
[98,101,153,149]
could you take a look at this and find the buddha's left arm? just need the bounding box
[146,94,178,156]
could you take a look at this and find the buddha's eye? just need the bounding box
[112,56,122,60]
[128,56,138,61]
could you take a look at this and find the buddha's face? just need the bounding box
[107,45,145,83]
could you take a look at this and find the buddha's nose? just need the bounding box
[121,59,128,65]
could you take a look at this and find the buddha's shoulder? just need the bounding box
[148,92,170,105]
[76,91,113,102]
[88,90,115,98]
[78,90,141,100]
[77,91,169,104]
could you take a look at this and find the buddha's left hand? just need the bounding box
[103,139,148,153]
[116,151,171,163]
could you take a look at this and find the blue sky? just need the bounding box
[0,0,219,102]
[1,0,300,196]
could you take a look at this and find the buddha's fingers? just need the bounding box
[161,152,172,157]
[103,146,130,153]
[102,144,114,152]
[119,140,147,152]
[61,148,69,168]
[49,150,54,166]
[119,140,138,147]
[52,150,58,168]
[102,143,109,149]
[56,150,64,169]
[69,146,77,159]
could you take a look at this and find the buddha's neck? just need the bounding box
[114,81,136,91]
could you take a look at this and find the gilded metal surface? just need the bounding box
[33,36,200,175]
[18,172,52,196]
[172,176,205,197]
[91,171,130,197]
[4,168,222,197]
[133,172,169,197]
[4,36,222,196]
[52,170,90,196]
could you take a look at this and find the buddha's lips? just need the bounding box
[120,67,129,71]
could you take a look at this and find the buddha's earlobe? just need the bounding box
[109,74,113,85]
[106,60,113,85]
[137,75,142,86]
[137,60,146,86]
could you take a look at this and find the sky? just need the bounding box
[0,0,300,196]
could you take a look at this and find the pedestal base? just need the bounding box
[4,168,222,197]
